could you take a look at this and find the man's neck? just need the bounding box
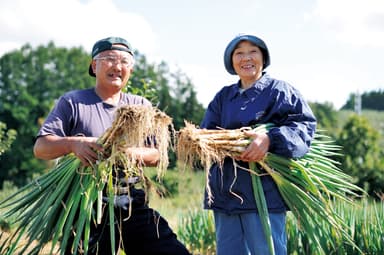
[94,86,121,106]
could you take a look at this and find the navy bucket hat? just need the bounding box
[89,37,134,77]
[224,34,270,75]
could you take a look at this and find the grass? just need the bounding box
[147,167,206,230]
[285,198,384,254]
[2,168,384,255]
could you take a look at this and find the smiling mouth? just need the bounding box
[241,64,255,69]
[108,73,122,79]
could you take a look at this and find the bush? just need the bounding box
[177,209,216,255]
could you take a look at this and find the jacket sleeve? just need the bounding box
[200,91,222,129]
[266,83,317,158]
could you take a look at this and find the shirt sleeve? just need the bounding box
[37,96,74,138]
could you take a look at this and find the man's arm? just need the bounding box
[34,135,159,167]
[34,135,103,166]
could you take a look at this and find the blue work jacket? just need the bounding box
[200,73,317,214]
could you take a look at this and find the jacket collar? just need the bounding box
[229,72,271,100]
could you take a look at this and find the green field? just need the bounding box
[1,109,384,254]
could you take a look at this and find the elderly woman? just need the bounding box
[200,34,317,255]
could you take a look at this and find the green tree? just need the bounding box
[342,89,384,111]
[0,122,16,156]
[336,114,384,197]
[309,101,338,133]
[129,54,205,130]
[0,42,93,187]
[168,70,205,130]
[342,92,357,110]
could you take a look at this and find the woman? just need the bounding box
[200,34,317,255]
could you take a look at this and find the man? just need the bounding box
[34,37,191,255]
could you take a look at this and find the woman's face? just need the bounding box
[232,40,264,83]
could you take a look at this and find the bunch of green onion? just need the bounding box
[0,105,173,255]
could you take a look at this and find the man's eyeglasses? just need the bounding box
[94,55,134,68]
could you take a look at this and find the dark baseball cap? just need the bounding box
[88,37,134,77]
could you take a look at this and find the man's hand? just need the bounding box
[71,137,104,166]
[34,134,103,166]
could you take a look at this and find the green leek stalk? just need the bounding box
[250,161,275,255]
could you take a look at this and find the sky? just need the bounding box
[1,0,383,110]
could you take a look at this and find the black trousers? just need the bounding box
[65,188,191,255]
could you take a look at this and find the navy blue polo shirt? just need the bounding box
[200,73,316,214]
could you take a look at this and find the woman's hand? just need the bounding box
[237,130,270,162]
[121,146,160,167]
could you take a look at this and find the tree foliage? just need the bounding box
[342,89,384,111]
[0,122,16,156]
[0,42,93,187]
[128,54,205,130]
[0,42,205,187]
[336,114,384,197]
[309,101,338,133]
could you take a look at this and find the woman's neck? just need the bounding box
[240,72,263,89]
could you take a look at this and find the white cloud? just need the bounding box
[0,0,157,56]
[311,0,384,47]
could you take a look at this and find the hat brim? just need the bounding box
[88,62,96,77]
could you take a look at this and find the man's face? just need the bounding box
[91,47,134,90]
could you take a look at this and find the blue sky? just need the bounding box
[1,0,383,109]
